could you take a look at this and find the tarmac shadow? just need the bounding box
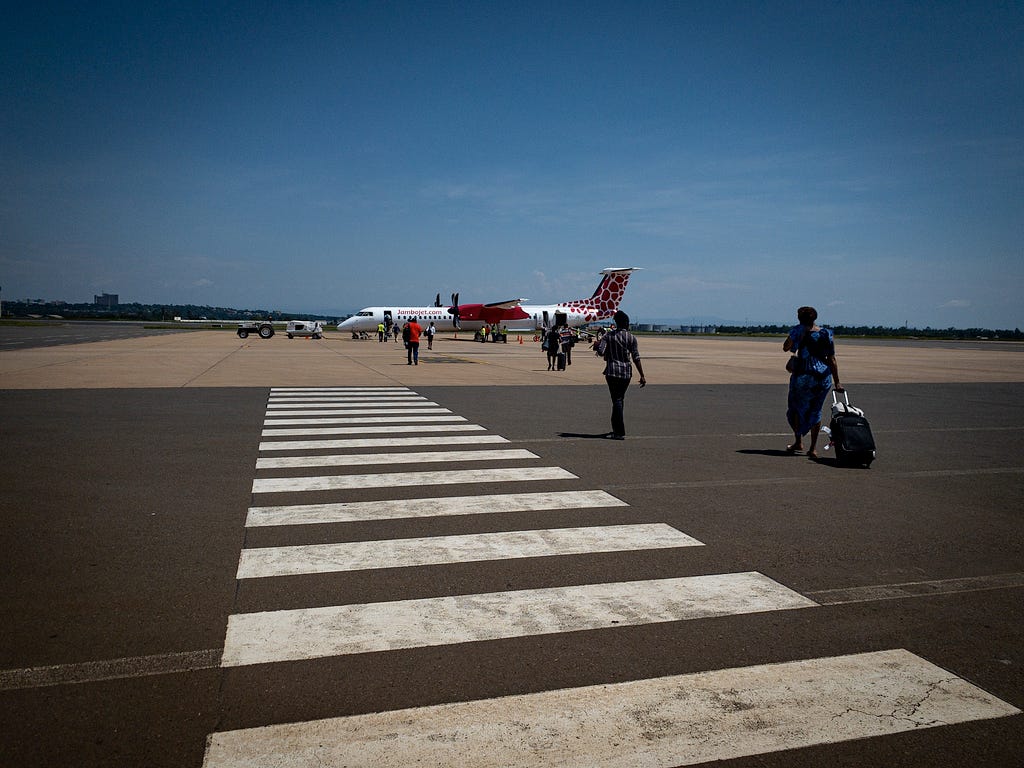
[736,449,847,468]
[736,448,802,457]
[559,432,614,439]
[809,455,870,470]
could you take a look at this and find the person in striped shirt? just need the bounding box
[594,310,646,440]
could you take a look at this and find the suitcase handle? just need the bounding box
[831,390,850,407]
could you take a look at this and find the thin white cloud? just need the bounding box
[940,299,971,309]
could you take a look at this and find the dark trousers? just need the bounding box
[605,375,631,436]
[407,341,420,364]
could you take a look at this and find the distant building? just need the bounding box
[94,293,119,307]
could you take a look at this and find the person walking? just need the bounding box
[545,326,561,370]
[594,310,646,439]
[377,322,386,342]
[406,316,423,365]
[425,321,436,350]
[559,324,576,365]
[783,306,842,458]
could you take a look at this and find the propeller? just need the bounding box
[448,292,461,329]
[434,293,441,307]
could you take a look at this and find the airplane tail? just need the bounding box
[558,267,639,320]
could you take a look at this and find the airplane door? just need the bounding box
[542,310,550,328]
[383,310,393,329]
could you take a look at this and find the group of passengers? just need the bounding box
[380,304,842,457]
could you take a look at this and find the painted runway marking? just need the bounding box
[807,571,1024,604]
[608,466,1024,492]
[255,448,538,470]
[264,407,454,417]
[740,426,1024,437]
[236,523,700,578]
[259,425,486,450]
[203,649,1021,767]
[271,387,410,393]
[263,415,467,426]
[264,399,428,405]
[212,386,1023,764]
[262,424,484,437]
[246,489,629,527]
[251,466,576,493]
[270,389,417,395]
[221,572,814,665]
[6,573,1020,691]
[269,394,415,398]
[0,650,222,691]
[258,435,507,452]
[269,389,418,395]
[266,400,435,409]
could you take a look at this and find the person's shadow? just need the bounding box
[736,448,841,467]
[559,432,615,439]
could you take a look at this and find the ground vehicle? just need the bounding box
[286,320,324,339]
[237,321,275,339]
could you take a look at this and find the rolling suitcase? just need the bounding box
[828,390,876,467]
[556,352,567,371]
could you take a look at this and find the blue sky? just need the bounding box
[3,1,1022,328]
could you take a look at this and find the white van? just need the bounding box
[286,320,324,339]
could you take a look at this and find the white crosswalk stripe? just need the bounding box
[255,448,538,470]
[203,386,1020,766]
[270,387,409,393]
[259,425,487,450]
[263,415,467,425]
[245,489,629,526]
[258,435,507,451]
[267,396,429,403]
[261,407,455,418]
[252,466,577,493]
[221,572,815,665]
[266,400,435,409]
[203,649,1021,767]
[269,391,423,396]
[235,523,702,578]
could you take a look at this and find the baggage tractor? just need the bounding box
[556,352,567,371]
[829,390,876,467]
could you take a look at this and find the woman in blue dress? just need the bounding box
[783,306,843,458]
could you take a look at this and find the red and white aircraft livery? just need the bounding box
[337,267,639,334]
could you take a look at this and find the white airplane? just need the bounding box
[337,268,640,334]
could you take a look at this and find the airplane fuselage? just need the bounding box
[338,304,600,334]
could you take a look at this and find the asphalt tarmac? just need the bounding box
[0,320,191,350]
[1,326,1021,767]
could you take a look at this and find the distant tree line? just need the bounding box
[3,300,1020,339]
[716,324,1023,340]
[1,300,337,322]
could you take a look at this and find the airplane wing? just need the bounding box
[453,300,530,325]
[482,298,527,309]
